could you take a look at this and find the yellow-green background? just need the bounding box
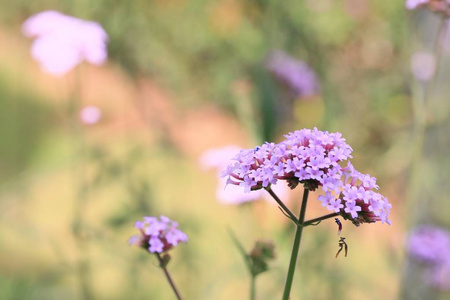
[0,0,429,299]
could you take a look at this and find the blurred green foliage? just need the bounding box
[0,0,413,299]
[0,74,53,182]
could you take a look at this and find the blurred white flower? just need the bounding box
[80,105,102,125]
[22,10,108,76]
[410,52,436,82]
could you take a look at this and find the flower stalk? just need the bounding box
[282,187,309,300]
[156,253,183,300]
[265,186,299,224]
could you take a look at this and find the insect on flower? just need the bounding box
[335,237,348,258]
[335,218,342,235]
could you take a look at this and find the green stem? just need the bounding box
[265,186,299,224]
[303,212,340,227]
[156,253,183,300]
[250,275,256,300]
[282,187,309,300]
[69,67,93,300]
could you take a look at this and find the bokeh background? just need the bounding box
[0,0,445,299]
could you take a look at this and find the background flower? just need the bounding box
[266,50,319,98]
[80,105,102,125]
[407,225,450,290]
[22,10,108,76]
[199,145,289,205]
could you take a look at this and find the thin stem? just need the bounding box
[282,187,309,300]
[423,15,448,118]
[303,212,340,227]
[69,67,93,300]
[409,16,448,223]
[250,275,256,300]
[156,253,183,300]
[265,187,299,224]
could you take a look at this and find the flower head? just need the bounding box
[223,128,352,192]
[22,10,108,76]
[129,216,188,253]
[332,162,392,226]
[222,128,392,226]
[199,145,289,205]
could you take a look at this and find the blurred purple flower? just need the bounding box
[266,51,319,97]
[410,52,436,81]
[407,225,450,290]
[22,10,108,76]
[199,145,289,205]
[80,105,102,125]
[408,225,450,263]
[405,0,429,9]
[129,216,188,254]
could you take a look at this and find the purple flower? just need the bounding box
[336,163,392,226]
[405,0,429,9]
[199,145,289,205]
[407,225,450,290]
[222,128,392,226]
[129,216,188,253]
[266,51,319,97]
[223,128,353,192]
[22,10,108,76]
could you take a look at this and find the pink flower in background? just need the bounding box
[266,50,319,97]
[410,52,436,81]
[199,145,289,205]
[22,10,108,76]
[407,225,450,290]
[405,0,450,13]
[80,105,102,125]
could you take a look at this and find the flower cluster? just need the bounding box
[406,0,450,15]
[199,145,289,205]
[266,51,319,98]
[407,225,450,290]
[222,128,392,225]
[22,10,108,76]
[129,216,188,253]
